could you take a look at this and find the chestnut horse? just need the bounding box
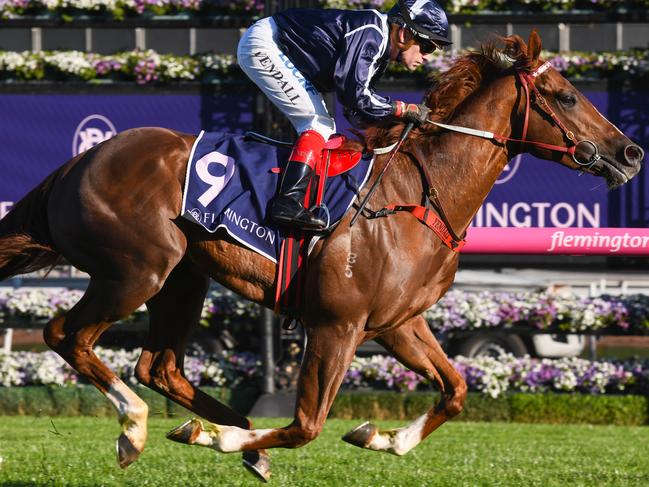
[0,32,644,481]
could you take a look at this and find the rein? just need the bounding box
[350,122,415,227]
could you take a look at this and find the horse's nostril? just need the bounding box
[624,144,645,165]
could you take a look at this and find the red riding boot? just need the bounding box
[270,130,326,231]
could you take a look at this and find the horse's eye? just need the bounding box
[557,92,577,108]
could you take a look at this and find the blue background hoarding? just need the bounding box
[1,86,647,232]
[0,92,252,217]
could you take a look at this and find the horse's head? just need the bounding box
[506,31,644,188]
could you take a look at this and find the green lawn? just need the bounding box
[1,417,648,486]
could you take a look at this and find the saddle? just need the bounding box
[246,131,363,179]
[244,131,364,317]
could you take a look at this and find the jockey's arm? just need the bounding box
[334,26,394,127]
[334,26,428,128]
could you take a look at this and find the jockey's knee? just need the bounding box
[297,116,336,141]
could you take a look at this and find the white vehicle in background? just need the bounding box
[358,329,586,359]
[443,331,585,359]
[438,268,649,359]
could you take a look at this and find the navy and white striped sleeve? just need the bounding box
[333,21,393,126]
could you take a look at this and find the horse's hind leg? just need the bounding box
[168,321,362,451]
[343,315,467,455]
[135,257,271,482]
[43,277,167,468]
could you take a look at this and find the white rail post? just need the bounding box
[2,328,13,354]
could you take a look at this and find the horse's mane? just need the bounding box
[357,34,535,151]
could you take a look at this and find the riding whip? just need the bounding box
[350,121,415,227]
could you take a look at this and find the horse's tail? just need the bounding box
[0,168,63,281]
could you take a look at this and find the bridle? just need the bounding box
[360,60,605,252]
[431,61,603,171]
[515,61,601,170]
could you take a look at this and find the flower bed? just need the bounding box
[1,49,648,84]
[2,348,649,400]
[0,50,236,84]
[345,354,649,398]
[0,347,261,387]
[2,350,649,424]
[2,287,648,335]
[0,286,256,326]
[424,290,649,334]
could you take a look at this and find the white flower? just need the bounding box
[43,51,94,77]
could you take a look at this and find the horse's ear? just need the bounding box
[527,29,542,64]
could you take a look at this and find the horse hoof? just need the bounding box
[242,450,271,483]
[116,433,142,469]
[342,421,378,449]
[166,418,203,445]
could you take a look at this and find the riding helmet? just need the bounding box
[388,0,452,46]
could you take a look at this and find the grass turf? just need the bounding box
[0,416,648,486]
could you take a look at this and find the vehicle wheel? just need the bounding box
[456,332,527,358]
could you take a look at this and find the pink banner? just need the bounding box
[463,228,649,255]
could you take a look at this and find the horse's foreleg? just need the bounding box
[168,323,361,452]
[343,315,467,456]
[43,278,162,468]
[133,258,271,482]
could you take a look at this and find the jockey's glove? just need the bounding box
[392,101,430,126]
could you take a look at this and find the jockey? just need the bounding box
[237,0,452,231]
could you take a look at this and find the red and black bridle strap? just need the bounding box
[519,63,602,170]
[500,61,577,157]
[479,61,602,169]
[520,67,576,143]
[520,67,531,141]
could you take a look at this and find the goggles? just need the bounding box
[416,37,441,54]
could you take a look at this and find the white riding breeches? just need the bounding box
[237,17,336,139]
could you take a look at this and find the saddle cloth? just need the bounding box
[181,130,374,262]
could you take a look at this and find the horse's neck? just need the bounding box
[423,76,518,235]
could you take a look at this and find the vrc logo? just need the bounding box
[496,154,522,185]
[72,114,117,156]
